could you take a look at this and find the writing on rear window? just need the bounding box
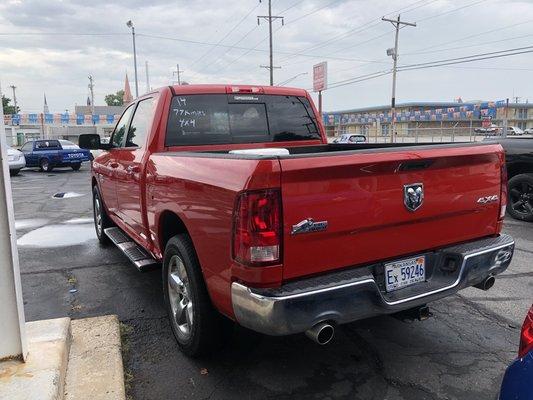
[165,94,320,146]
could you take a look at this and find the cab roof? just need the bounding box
[167,84,309,97]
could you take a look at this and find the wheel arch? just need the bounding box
[158,210,193,255]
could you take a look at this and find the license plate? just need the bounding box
[68,153,82,158]
[8,155,15,161]
[385,255,425,292]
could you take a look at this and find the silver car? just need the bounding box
[7,145,26,176]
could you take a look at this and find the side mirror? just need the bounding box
[79,134,110,150]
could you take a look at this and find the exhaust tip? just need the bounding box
[306,322,335,345]
[474,276,495,291]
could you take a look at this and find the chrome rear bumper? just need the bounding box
[231,234,514,336]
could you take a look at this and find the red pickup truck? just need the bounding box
[80,84,514,356]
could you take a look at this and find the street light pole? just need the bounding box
[382,14,416,143]
[126,20,139,98]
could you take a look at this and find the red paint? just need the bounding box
[91,84,506,320]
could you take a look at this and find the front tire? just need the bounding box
[10,169,21,176]
[39,158,53,172]
[507,174,533,222]
[163,235,227,357]
[72,163,81,171]
[93,186,112,244]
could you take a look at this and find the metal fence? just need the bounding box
[332,127,532,144]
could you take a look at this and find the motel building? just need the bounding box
[322,101,533,139]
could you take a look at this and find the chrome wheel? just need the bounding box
[94,193,103,236]
[168,255,194,340]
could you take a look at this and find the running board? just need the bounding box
[104,227,159,272]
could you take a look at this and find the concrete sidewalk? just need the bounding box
[0,315,125,400]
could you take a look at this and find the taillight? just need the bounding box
[233,189,282,266]
[499,161,508,220]
[519,305,533,358]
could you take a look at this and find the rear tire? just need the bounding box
[93,186,112,244]
[39,158,53,172]
[9,169,21,176]
[163,235,228,357]
[71,163,81,171]
[507,173,533,222]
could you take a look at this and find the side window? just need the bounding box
[126,98,155,148]
[21,142,33,152]
[111,105,135,148]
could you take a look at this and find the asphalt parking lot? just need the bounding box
[12,167,532,400]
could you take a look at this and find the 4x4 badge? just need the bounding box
[404,183,424,212]
[291,218,328,235]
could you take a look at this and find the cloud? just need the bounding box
[0,0,532,112]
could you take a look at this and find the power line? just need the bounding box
[411,19,533,53]
[403,33,533,56]
[0,32,127,36]
[277,0,436,65]
[190,2,261,68]
[324,46,533,90]
[398,48,533,72]
[284,0,342,25]
[277,0,304,14]
[282,0,496,69]
[398,45,533,69]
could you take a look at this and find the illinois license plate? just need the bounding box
[385,255,425,292]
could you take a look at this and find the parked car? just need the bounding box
[333,134,367,143]
[507,126,525,136]
[524,128,533,135]
[20,139,91,172]
[81,84,514,357]
[484,138,533,221]
[499,304,533,400]
[7,145,26,176]
[475,124,501,135]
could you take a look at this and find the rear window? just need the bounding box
[165,94,320,146]
[35,140,60,149]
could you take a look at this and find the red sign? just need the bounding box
[313,62,327,92]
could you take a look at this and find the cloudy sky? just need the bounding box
[0,0,532,113]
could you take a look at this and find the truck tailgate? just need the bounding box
[279,144,503,280]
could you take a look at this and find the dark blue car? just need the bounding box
[500,305,533,400]
[20,139,91,172]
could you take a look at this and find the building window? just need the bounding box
[381,124,389,136]
[360,125,369,135]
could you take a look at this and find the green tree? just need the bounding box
[104,90,125,106]
[2,95,19,114]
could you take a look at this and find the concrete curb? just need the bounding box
[65,315,125,400]
[0,317,72,400]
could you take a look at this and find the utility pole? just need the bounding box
[88,75,95,116]
[258,0,284,86]
[145,61,150,92]
[173,64,183,85]
[126,20,139,98]
[9,85,17,112]
[503,97,509,138]
[382,14,416,143]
